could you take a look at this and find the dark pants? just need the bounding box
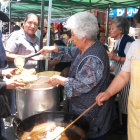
[87,134,106,140]
[0,119,7,140]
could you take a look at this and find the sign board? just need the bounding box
[51,17,68,23]
[109,8,138,18]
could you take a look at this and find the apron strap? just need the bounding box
[133,48,140,60]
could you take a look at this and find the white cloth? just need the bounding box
[113,35,132,114]
[122,39,140,72]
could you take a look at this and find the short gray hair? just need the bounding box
[65,12,99,40]
[24,13,39,25]
[112,16,130,35]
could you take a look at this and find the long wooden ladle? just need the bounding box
[53,102,97,140]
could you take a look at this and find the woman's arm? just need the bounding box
[64,56,104,98]
[48,56,104,98]
[108,51,125,64]
[39,45,77,62]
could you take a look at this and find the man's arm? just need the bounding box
[96,70,130,106]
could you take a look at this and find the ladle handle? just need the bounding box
[54,101,97,140]
[25,52,41,59]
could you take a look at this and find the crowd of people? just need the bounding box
[0,7,139,140]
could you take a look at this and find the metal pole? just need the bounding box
[45,0,52,70]
[38,0,45,72]
[9,0,11,33]
[105,5,110,38]
[124,8,127,17]
[46,0,52,46]
[40,0,45,49]
[0,2,2,31]
[89,0,91,12]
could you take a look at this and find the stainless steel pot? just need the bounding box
[16,76,60,120]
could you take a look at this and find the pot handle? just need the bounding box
[12,115,22,128]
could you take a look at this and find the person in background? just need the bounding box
[133,9,140,28]
[108,16,135,134]
[0,10,24,140]
[35,26,41,40]
[99,36,109,52]
[48,40,67,71]
[0,33,8,140]
[0,11,10,140]
[56,23,63,39]
[10,22,16,33]
[50,40,71,73]
[96,35,140,140]
[97,23,105,40]
[0,68,24,140]
[5,13,40,70]
[0,32,8,69]
[39,12,115,140]
[4,13,40,118]
[133,9,140,39]
[13,25,20,31]
[65,31,74,47]
[20,22,23,28]
[2,24,9,35]
[43,26,55,46]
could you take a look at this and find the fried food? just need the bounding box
[37,71,60,77]
[13,68,37,83]
[20,122,68,140]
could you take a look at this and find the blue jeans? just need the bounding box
[10,89,16,114]
[0,119,6,138]
[87,134,106,140]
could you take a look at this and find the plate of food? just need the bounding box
[13,68,38,83]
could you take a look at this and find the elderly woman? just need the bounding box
[39,12,114,140]
[108,16,134,134]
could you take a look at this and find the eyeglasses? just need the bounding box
[26,21,38,27]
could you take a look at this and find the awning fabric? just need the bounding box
[2,0,140,21]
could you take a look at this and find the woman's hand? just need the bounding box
[48,75,66,86]
[108,51,116,60]
[96,91,112,106]
[2,68,17,77]
[5,78,25,89]
[39,46,58,54]
[108,51,120,61]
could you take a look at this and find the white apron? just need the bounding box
[128,48,140,140]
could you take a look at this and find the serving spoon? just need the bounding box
[14,52,41,69]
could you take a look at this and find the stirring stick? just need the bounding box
[53,102,97,140]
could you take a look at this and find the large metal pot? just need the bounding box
[15,111,89,140]
[16,76,60,120]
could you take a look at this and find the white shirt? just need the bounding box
[122,39,140,72]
